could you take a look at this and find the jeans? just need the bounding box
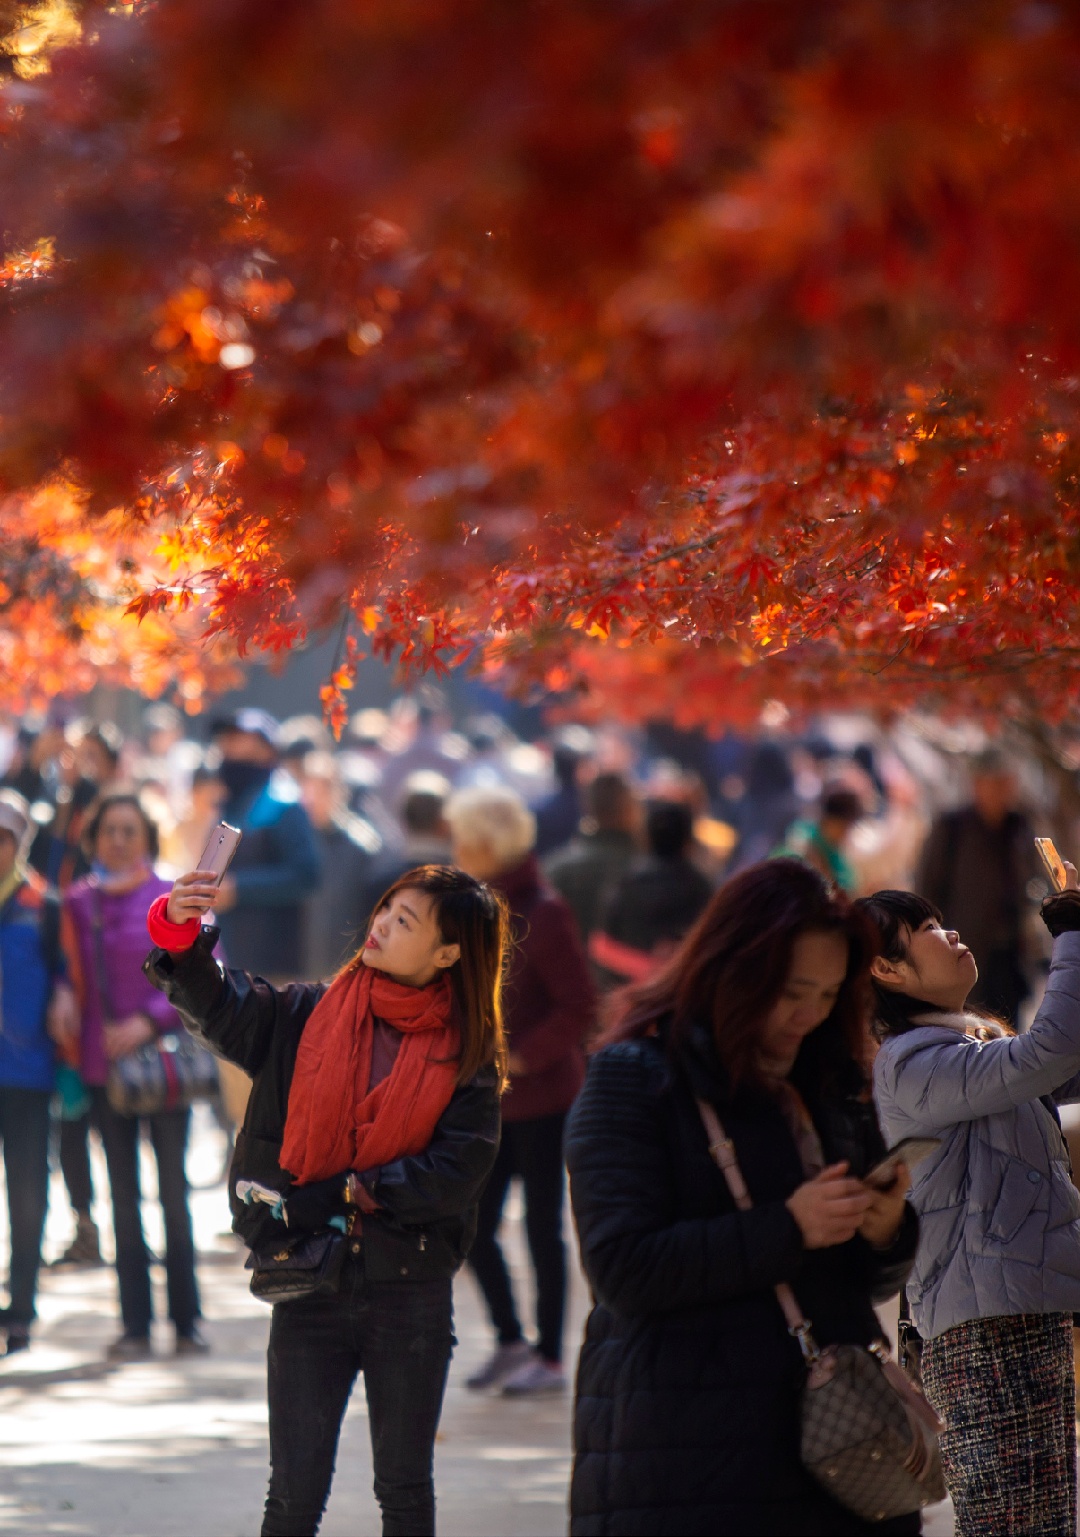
[0,1088,50,1325]
[468,1111,567,1363]
[90,1089,199,1337]
[262,1264,453,1537]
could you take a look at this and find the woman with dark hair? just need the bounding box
[145,862,509,1537]
[50,792,204,1358]
[857,880,1080,1537]
[566,859,919,1536]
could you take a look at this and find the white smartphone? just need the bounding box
[864,1137,942,1190]
[197,822,242,885]
[1035,836,1069,893]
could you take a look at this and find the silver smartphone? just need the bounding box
[197,822,242,885]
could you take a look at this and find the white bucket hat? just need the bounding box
[0,789,32,857]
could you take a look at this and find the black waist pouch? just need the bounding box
[246,1229,348,1303]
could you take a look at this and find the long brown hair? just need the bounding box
[603,858,873,1091]
[348,865,511,1091]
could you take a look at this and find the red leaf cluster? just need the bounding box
[0,2,1079,723]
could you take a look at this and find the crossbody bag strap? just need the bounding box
[696,1096,820,1362]
[90,888,117,1024]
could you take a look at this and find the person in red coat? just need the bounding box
[448,785,596,1395]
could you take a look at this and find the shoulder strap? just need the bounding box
[40,892,61,980]
[695,1097,820,1362]
[89,888,116,1022]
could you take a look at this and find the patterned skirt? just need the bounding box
[921,1311,1076,1537]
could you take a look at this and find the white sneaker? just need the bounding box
[500,1357,567,1396]
[465,1339,535,1391]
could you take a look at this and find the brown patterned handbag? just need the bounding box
[697,1099,946,1523]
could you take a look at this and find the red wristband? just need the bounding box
[146,894,201,953]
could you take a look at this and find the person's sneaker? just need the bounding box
[465,1339,535,1391]
[49,1214,103,1268]
[174,1328,210,1357]
[106,1333,153,1363]
[501,1357,567,1396]
[4,1328,30,1357]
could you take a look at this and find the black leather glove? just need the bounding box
[1042,891,1080,937]
[284,1174,348,1232]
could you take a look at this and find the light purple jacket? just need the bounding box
[64,873,180,1088]
[874,930,1080,1340]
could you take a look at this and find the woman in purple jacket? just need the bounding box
[55,793,204,1360]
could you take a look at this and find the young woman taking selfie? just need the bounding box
[145,863,509,1537]
[566,859,919,1536]
[859,875,1080,1537]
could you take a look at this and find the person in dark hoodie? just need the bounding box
[448,784,596,1396]
[208,710,321,979]
[589,799,713,985]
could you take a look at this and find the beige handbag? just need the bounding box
[697,1098,946,1523]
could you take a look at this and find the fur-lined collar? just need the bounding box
[911,1010,1009,1041]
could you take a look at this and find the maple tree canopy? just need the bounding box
[1,0,1079,725]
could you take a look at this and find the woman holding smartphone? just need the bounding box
[858,871,1080,1537]
[145,860,509,1537]
[567,860,918,1535]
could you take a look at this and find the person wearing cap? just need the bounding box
[208,710,321,981]
[0,790,64,1353]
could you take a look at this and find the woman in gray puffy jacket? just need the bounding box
[859,877,1080,1537]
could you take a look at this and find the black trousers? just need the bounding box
[468,1111,567,1364]
[262,1266,454,1537]
[0,1087,50,1326]
[90,1089,199,1337]
[58,1111,95,1214]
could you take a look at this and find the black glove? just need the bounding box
[284,1174,348,1232]
[1041,891,1080,937]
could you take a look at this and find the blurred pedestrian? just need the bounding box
[171,761,226,873]
[776,785,864,894]
[916,749,1039,1025]
[589,800,713,985]
[861,883,1080,1536]
[42,722,124,1268]
[566,860,918,1534]
[0,791,63,1353]
[533,727,593,856]
[148,862,510,1537]
[546,772,639,947]
[208,709,321,978]
[299,752,381,980]
[731,738,799,870]
[449,785,596,1395]
[355,772,452,930]
[55,793,204,1359]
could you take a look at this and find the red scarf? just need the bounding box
[280,965,459,1186]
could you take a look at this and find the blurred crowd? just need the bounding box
[0,691,1057,1007]
[0,686,1062,1370]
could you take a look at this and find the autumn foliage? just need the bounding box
[2,1,1080,723]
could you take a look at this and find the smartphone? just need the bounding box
[864,1137,942,1190]
[1035,836,1069,893]
[197,822,242,885]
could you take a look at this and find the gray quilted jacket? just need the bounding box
[873,930,1080,1340]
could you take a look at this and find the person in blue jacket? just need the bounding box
[207,710,321,979]
[0,789,63,1353]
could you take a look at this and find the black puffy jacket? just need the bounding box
[565,1022,919,1537]
[144,929,500,1282]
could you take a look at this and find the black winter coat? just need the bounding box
[566,1023,919,1537]
[144,929,500,1282]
